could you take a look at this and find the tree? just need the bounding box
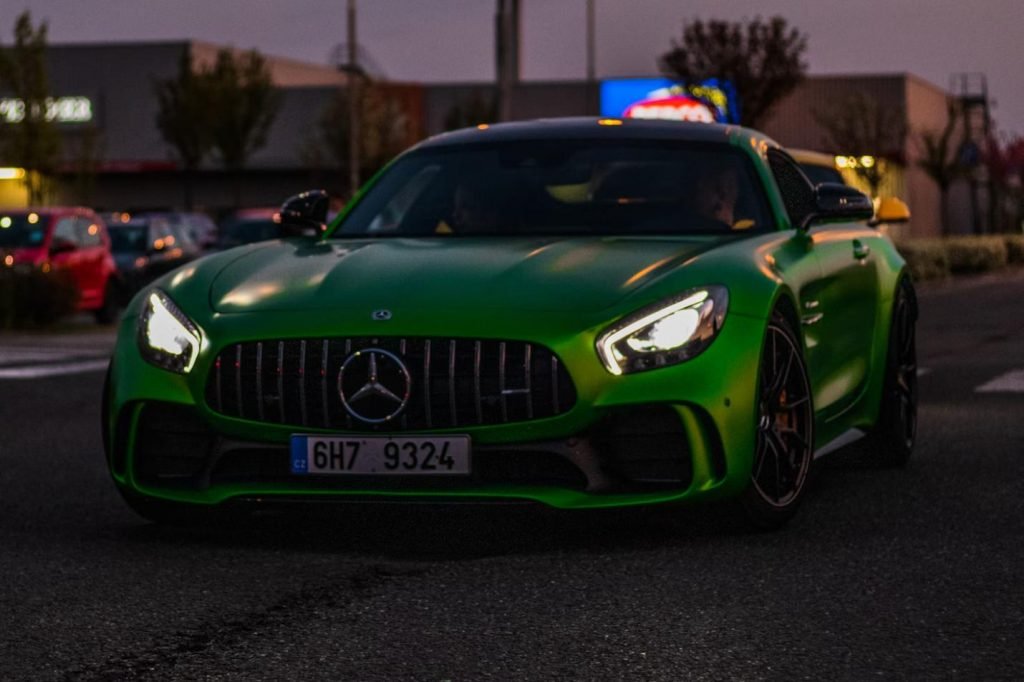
[305,80,408,193]
[915,102,962,236]
[0,11,61,205]
[659,16,808,128]
[154,51,214,209]
[67,125,103,206]
[207,49,281,206]
[813,92,907,197]
[982,134,1024,233]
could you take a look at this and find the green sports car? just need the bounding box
[103,118,917,528]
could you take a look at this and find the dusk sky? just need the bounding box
[10,0,1024,135]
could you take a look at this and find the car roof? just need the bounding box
[110,219,155,229]
[788,148,837,168]
[3,207,94,216]
[226,208,279,220]
[414,117,776,151]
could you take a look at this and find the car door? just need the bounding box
[767,149,880,421]
[75,214,106,307]
[806,221,881,418]
[148,218,180,276]
[48,215,87,306]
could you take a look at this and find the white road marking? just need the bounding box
[0,359,109,379]
[975,369,1024,393]
[0,348,95,364]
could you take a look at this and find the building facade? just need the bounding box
[0,40,957,236]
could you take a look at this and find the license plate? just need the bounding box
[290,435,471,475]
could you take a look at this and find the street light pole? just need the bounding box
[586,0,595,83]
[347,0,360,196]
[586,0,596,114]
[495,0,520,122]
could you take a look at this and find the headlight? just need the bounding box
[137,290,201,374]
[596,286,728,375]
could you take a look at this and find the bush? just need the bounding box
[0,267,80,329]
[944,236,1008,274]
[1004,235,1024,264]
[892,239,950,281]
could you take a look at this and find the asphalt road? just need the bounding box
[1,271,1022,680]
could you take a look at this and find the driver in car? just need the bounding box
[437,177,501,235]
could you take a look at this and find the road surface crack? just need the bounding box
[59,564,424,681]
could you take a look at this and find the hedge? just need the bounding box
[894,235,1024,281]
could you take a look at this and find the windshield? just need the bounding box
[335,140,772,238]
[109,224,149,253]
[0,213,48,248]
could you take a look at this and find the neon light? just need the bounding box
[0,96,93,124]
[623,96,715,122]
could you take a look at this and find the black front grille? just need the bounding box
[205,338,577,430]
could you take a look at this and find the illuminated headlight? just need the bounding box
[137,290,201,374]
[596,286,728,375]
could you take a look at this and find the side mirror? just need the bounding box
[49,238,77,256]
[800,182,874,230]
[870,197,911,226]
[279,189,328,237]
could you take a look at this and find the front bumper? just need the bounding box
[106,309,765,510]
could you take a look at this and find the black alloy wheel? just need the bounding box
[864,277,917,467]
[740,312,814,528]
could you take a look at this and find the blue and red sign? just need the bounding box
[600,78,740,124]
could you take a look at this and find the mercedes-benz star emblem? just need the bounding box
[337,348,411,424]
[372,309,392,321]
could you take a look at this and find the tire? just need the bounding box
[738,311,815,530]
[863,277,918,467]
[94,280,122,325]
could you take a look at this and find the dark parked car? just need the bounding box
[108,215,197,294]
[0,207,120,323]
[216,208,283,249]
[139,211,217,251]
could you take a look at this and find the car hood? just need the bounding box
[208,237,726,315]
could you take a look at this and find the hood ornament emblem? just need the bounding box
[338,348,411,423]
[372,309,392,321]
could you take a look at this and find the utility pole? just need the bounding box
[951,72,992,234]
[495,0,520,122]
[586,0,596,114]
[347,0,360,196]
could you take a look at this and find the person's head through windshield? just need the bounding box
[690,160,740,227]
[450,176,500,234]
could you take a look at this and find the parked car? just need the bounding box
[0,207,120,323]
[789,149,911,228]
[216,208,284,250]
[108,215,197,295]
[139,211,218,251]
[105,118,917,529]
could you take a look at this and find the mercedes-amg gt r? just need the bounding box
[103,118,917,528]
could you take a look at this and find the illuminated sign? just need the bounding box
[624,95,715,122]
[0,96,93,124]
[601,78,739,124]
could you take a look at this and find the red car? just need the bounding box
[0,207,121,323]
